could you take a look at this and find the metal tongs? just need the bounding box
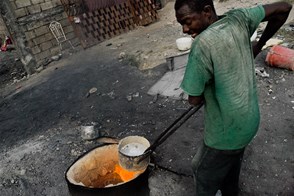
[138,103,204,163]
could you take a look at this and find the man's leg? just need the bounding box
[220,149,245,196]
[192,143,230,196]
[192,143,244,196]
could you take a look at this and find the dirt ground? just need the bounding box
[0,50,26,87]
[0,0,294,196]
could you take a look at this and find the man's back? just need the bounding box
[181,6,266,150]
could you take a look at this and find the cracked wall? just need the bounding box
[1,0,80,74]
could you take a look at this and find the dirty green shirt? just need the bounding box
[181,5,265,150]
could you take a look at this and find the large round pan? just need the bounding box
[65,142,149,196]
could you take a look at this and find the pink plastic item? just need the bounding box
[266,45,294,71]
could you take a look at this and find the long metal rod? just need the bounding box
[138,103,204,162]
[147,106,194,151]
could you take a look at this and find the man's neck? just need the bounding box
[211,14,219,24]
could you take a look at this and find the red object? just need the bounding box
[6,36,12,45]
[266,45,294,71]
[0,36,13,52]
[1,43,7,51]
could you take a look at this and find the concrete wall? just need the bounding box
[1,0,80,74]
[0,15,9,42]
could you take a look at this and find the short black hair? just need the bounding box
[175,0,215,13]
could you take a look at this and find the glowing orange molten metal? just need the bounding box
[114,164,142,182]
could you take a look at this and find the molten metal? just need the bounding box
[114,164,143,182]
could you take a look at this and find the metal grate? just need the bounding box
[63,0,158,48]
[79,2,135,47]
[130,0,158,26]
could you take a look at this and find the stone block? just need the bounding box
[45,32,54,41]
[27,40,35,48]
[51,39,57,46]
[41,49,51,59]
[62,12,68,18]
[50,46,60,55]
[34,54,42,62]
[52,0,62,6]
[35,55,43,63]
[59,18,70,27]
[35,49,51,62]
[15,0,31,8]
[33,35,49,45]
[10,2,17,10]
[27,21,44,31]
[71,37,80,46]
[40,1,54,11]
[27,4,41,14]
[63,25,74,34]
[51,13,65,22]
[35,26,50,36]
[66,32,76,40]
[31,45,41,54]
[15,8,28,18]
[45,0,62,7]
[25,30,36,40]
[40,41,52,51]
[31,0,44,4]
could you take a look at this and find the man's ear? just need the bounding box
[202,5,213,19]
[203,5,213,15]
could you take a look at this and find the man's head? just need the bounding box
[175,0,217,38]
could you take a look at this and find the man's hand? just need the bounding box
[188,95,204,106]
[255,2,292,57]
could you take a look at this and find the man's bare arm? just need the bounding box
[188,95,204,107]
[253,2,292,57]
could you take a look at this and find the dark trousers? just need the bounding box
[192,142,245,196]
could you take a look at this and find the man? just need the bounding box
[174,0,292,195]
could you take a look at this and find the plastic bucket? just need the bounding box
[265,45,294,71]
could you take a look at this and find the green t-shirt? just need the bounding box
[181,5,265,150]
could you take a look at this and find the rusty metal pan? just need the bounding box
[65,141,149,196]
